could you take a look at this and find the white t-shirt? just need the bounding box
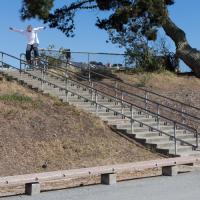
[12,27,45,45]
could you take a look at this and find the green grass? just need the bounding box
[0,93,33,103]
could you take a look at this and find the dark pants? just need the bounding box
[26,43,39,62]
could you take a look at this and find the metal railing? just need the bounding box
[38,51,200,130]
[42,49,200,108]
[25,52,200,153]
[0,51,199,155]
[21,52,200,151]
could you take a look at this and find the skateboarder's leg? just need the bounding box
[26,44,32,65]
[33,43,39,66]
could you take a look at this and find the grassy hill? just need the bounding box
[114,71,200,105]
[0,75,161,176]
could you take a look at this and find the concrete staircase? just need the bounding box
[1,67,200,157]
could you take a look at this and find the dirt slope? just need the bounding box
[0,77,161,176]
[115,71,200,105]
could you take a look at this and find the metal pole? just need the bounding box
[157,104,160,130]
[65,73,68,89]
[65,83,69,103]
[1,53,3,69]
[121,92,124,115]
[181,104,185,124]
[196,130,199,149]
[65,74,69,102]
[41,67,44,90]
[65,56,68,77]
[131,105,134,134]
[174,122,177,155]
[43,65,46,81]
[46,56,49,71]
[88,53,91,82]
[19,56,21,72]
[145,91,148,110]
[115,81,118,104]
[91,82,94,101]
[65,90,69,102]
[95,90,98,115]
[65,61,68,85]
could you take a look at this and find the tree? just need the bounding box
[20,0,54,20]
[20,0,200,76]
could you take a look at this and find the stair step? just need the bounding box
[3,69,199,157]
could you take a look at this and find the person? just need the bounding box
[9,25,46,65]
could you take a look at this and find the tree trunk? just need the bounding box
[162,16,200,76]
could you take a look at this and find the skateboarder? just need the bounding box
[9,25,46,65]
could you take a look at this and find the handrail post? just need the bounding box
[121,92,124,115]
[43,65,46,82]
[20,58,22,79]
[64,62,68,84]
[65,72,68,89]
[46,56,49,71]
[174,122,177,155]
[145,91,148,110]
[131,105,134,134]
[181,105,185,124]
[95,90,98,115]
[1,53,3,69]
[19,53,22,68]
[196,130,199,149]
[41,66,44,90]
[65,74,69,102]
[115,81,118,104]
[88,53,91,82]
[65,56,68,78]
[91,82,94,101]
[157,104,160,130]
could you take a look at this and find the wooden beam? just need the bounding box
[0,157,198,187]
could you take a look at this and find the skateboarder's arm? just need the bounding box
[9,27,25,34]
[34,27,46,32]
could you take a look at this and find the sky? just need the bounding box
[1,0,200,71]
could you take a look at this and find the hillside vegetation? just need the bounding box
[115,71,200,104]
[0,75,161,176]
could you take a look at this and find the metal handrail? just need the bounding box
[44,68,197,134]
[19,52,200,132]
[26,55,197,135]
[1,63,196,150]
[0,51,198,154]
[77,64,200,111]
[55,64,200,122]
[39,49,126,56]
[39,54,200,127]
[40,49,200,111]
[86,67,200,110]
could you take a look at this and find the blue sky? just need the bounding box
[1,0,200,71]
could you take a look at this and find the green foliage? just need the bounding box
[19,0,174,38]
[20,0,54,20]
[127,49,179,73]
[19,1,179,73]
[128,51,165,73]
[0,93,33,103]
[124,35,179,73]
[40,45,71,68]
[18,0,176,43]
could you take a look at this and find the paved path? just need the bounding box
[2,171,200,200]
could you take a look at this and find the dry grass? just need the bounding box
[110,71,200,107]
[0,77,161,176]
[115,71,200,93]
